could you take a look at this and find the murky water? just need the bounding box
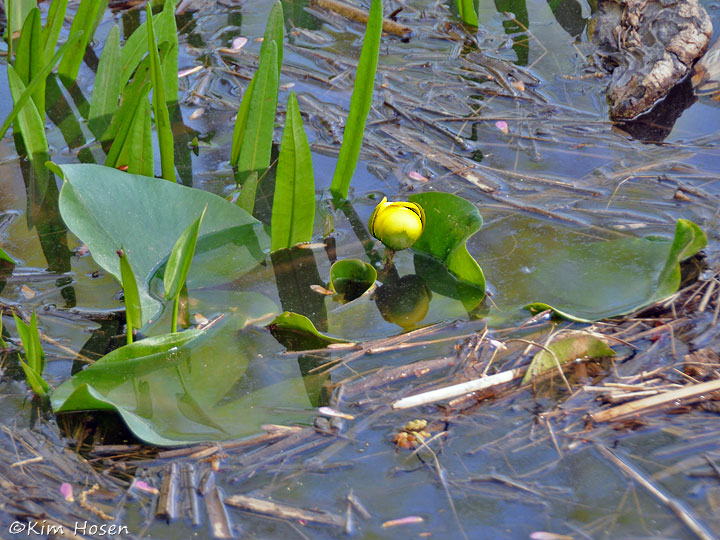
[1,0,720,538]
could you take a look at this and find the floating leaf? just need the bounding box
[522,333,615,384]
[476,215,707,323]
[269,312,349,351]
[329,259,376,302]
[408,192,485,305]
[330,0,383,199]
[53,163,268,325]
[271,92,315,251]
[52,300,315,446]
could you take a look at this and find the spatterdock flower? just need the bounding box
[368,197,425,251]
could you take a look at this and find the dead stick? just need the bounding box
[590,379,720,423]
[310,0,412,37]
[596,444,716,540]
[225,494,344,527]
[392,367,525,409]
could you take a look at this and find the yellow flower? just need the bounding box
[368,197,425,251]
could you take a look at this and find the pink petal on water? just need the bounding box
[134,480,159,495]
[231,36,249,51]
[408,171,428,182]
[495,120,509,134]
[60,483,74,502]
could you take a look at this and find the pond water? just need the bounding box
[1,0,720,538]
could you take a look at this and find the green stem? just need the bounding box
[171,296,179,333]
[126,322,133,345]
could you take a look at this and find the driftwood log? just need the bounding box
[591,0,713,120]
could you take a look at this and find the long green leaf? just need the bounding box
[12,311,45,374]
[19,359,49,396]
[57,0,108,83]
[104,82,152,169]
[157,0,178,105]
[263,0,284,75]
[230,77,256,166]
[235,41,279,173]
[118,248,142,344]
[7,64,48,160]
[329,0,383,199]
[3,0,34,58]
[456,0,479,26]
[14,8,45,117]
[0,33,82,141]
[164,206,208,301]
[237,170,259,214]
[89,25,122,140]
[0,246,16,264]
[146,4,175,181]
[41,0,68,64]
[271,92,315,251]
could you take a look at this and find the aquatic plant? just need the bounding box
[12,311,49,397]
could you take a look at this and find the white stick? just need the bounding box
[391,367,525,409]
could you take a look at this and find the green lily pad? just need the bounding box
[53,163,268,325]
[329,258,377,302]
[51,293,315,446]
[409,192,485,308]
[522,333,615,384]
[476,216,706,323]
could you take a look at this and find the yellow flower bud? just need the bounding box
[368,197,425,251]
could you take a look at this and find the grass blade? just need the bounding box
[235,40,279,173]
[0,32,82,141]
[57,0,108,84]
[329,0,383,199]
[146,4,175,181]
[14,8,45,118]
[271,92,315,251]
[118,248,142,344]
[7,64,48,160]
[41,0,68,64]
[164,206,207,332]
[89,25,122,140]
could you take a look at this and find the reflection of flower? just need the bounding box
[368,197,425,251]
[375,275,431,329]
